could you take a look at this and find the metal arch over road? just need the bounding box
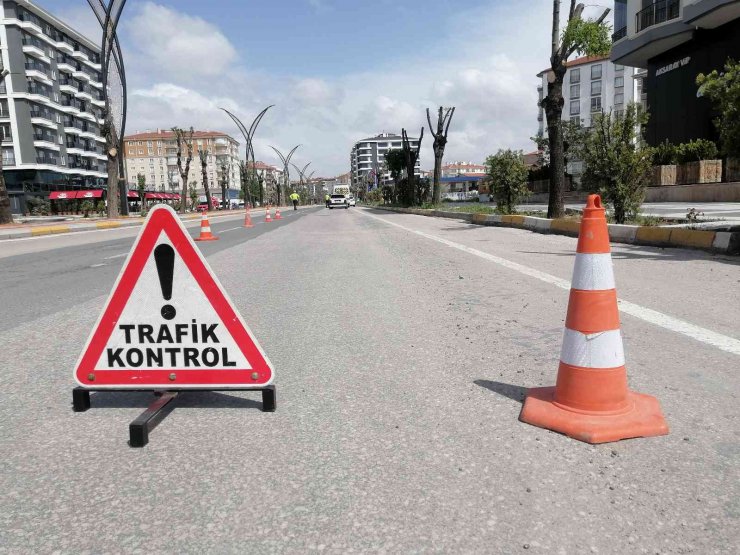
[269,144,301,205]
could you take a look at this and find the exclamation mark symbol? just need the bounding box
[154,244,176,320]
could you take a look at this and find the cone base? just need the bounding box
[195,236,219,242]
[243,224,254,228]
[519,386,668,444]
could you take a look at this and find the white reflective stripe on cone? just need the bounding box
[560,328,625,368]
[570,253,615,291]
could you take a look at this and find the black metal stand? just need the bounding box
[72,385,276,447]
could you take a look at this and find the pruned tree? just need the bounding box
[103,121,120,218]
[199,149,212,211]
[426,106,455,205]
[401,128,424,206]
[384,149,405,203]
[542,1,610,218]
[173,127,194,214]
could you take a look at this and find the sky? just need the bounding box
[34,0,611,177]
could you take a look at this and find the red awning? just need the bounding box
[49,191,76,200]
[144,192,159,200]
[127,191,140,199]
[76,190,104,199]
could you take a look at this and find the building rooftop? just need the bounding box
[124,129,238,142]
[537,54,611,76]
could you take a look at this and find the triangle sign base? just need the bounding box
[73,205,274,389]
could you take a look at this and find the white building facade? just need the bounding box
[0,0,107,214]
[350,132,421,190]
[537,54,643,176]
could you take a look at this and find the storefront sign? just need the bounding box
[655,57,691,77]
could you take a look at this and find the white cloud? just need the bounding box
[121,1,554,175]
[125,2,237,80]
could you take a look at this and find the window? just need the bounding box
[614,76,624,88]
[60,156,66,166]
[615,64,624,72]
[570,100,580,115]
[591,64,602,80]
[615,109,625,119]
[0,123,12,141]
[591,81,601,96]
[590,97,602,112]
[58,135,63,145]
[570,69,580,83]
[570,115,581,125]
[570,84,580,98]
[614,93,624,106]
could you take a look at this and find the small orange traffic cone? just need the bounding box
[194,210,219,242]
[519,194,668,444]
[275,207,282,220]
[243,206,254,228]
[265,206,272,223]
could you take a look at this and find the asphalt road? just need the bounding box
[1,206,738,553]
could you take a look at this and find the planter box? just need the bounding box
[677,160,722,184]
[651,165,677,186]
[726,158,740,182]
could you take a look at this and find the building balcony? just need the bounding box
[34,140,60,151]
[36,156,59,165]
[636,0,680,33]
[58,62,76,73]
[612,26,627,42]
[22,43,47,60]
[56,40,75,54]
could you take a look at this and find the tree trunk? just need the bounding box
[106,153,120,218]
[545,73,566,219]
[180,177,188,214]
[432,150,443,205]
[203,168,212,211]
[0,153,13,224]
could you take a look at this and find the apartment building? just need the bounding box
[123,129,240,198]
[611,0,740,146]
[441,161,486,177]
[0,0,107,214]
[537,54,642,177]
[350,132,421,190]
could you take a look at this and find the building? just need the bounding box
[441,161,486,177]
[611,0,740,146]
[124,129,240,200]
[537,54,642,178]
[1,0,107,214]
[440,175,484,201]
[247,160,282,202]
[350,132,421,190]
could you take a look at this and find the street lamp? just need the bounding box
[269,145,300,206]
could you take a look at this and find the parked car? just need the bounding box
[329,194,349,209]
[347,195,356,207]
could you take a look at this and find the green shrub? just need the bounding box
[95,200,106,216]
[485,149,530,214]
[26,197,50,216]
[676,139,718,163]
[80,200,94,217]
[652,140,678,165]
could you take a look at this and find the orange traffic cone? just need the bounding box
[519,194,668,444]
[265,206,272,223]
[194,210,219,242]
[243,206,254,228]
[275,207,282,220]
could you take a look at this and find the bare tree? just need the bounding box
[426,106,455,205]
[173,127,194,214]
[543,1,610,218]
[401,128,424,206]
[198,149,213,211]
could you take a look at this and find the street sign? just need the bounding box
[73,204,274,389]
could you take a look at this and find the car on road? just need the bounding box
[347,195,356,207]
[329,194,349,209]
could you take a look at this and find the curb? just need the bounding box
[0,206,317,241]
[372,206,740,255]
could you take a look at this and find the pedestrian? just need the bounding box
[290,191,300,211]
[325,193,330,208]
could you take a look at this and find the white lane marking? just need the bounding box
[361,210,740,357]
[90,263,107,268]
[104,252,128,260]
[220,227,243,233]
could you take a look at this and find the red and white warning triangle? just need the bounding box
[74,204,274,388]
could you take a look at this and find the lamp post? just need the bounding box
[291,161,311,204]
[0,68,15,224]
[220,161,229,209]
[269,145,300,206]
[220,105,273,208]
[87,0,128,217]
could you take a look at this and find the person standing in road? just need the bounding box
[290,191,300,211]
[325,193,330,208]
